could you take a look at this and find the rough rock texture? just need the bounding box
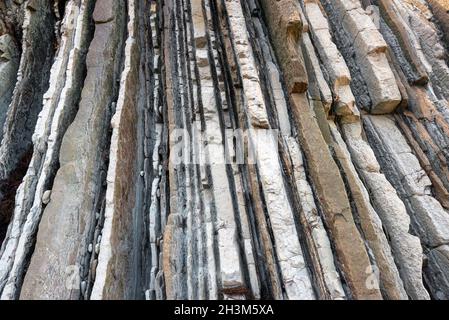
[0,0,95,299]
[0,0,56,248]
[0,0,56,180]
[90,0,140,299]
[0,0,449,300]
[19,0,126,300]
[0,34,19,141]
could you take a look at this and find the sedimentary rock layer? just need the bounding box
[0,0,449,300]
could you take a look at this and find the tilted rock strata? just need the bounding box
[0,0,448,300]
[20,0,127,299]
[1,0,95,299]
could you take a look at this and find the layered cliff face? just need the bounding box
[0,0,449,300]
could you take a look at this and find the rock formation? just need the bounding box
[0,0,449,300]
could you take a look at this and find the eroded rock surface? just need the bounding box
[0,0,449,300]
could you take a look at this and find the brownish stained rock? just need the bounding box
[259,0,308,94]
[428,0,449,46]
[330,122,408,300]
[290,93,381,300]
[2,0,449,302]
[377,0,429,85]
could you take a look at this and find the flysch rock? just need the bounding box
[392,68,449,202]
[428,0,449,46]
[364,115,449,300]
[242,0,344,299]
[162,0,247,299]
[251,130,315,300]
[302,1,358,118]
[1,0,449,302]
[242,0,293,135]
[161,0,187,300]
[0,34,19,141]
[427,244,449,299]
[191,0,206,49]
[285,137,345,300]
[91,0,139,300]
[162,213,186,300]
[300,32,333,117]
[395,114,449,210]
[19,0,127,300]
[231,162,261,299]
[329,121,408,300]
[0,0,94,300]
[216,0,284,299]
[185,4,203,300]
[260,0,381,300]
[291,93,381,300]
[259,0,308,94]
[341,121,430,300]
[300,3,404,297]
[223,0,269,129]
[246,162,284,299]
[399,1,449,100]
[0,0,56,247]
[226,0,315,300]
[0,0,56,180]
[207,144,245,294]
[326,0,401,114]
[242,0,292,136]
[0,1,24,134]
[377,0,430,84]
[203,0,247,297]
[143,3,164,300]
[365,116,449,249]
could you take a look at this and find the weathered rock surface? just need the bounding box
[0,0,56,249]
[0,34,19,141]
[0,0,95,299]
[0,0,56,180]
[0,0,449,301]
[19,0,126,299]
